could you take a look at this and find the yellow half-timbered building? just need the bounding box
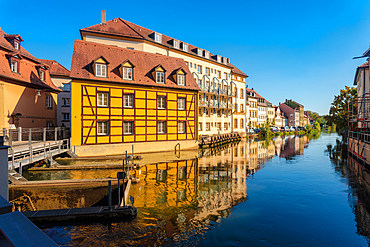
[70,40,199,156]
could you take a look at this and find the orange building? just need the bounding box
[0,29,60,129]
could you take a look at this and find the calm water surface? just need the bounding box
[42,133,370,246]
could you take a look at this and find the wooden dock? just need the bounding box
[199,132,241,148]
[23,205,137,226]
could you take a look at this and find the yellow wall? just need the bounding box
[71,79,198,147]
[0,80,58,129]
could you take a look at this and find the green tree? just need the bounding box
[327,86,357,135]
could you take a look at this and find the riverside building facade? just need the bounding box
[70,40,199,156]
[0,29,60,129]
[80,16,248,136]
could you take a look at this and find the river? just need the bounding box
[32,133,369,246]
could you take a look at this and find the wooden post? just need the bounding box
[55,127,58,141]
[9,129,12,147]
[108,180,112,211]
[18,127,22,141]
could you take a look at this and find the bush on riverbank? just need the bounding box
[258,122,321,140]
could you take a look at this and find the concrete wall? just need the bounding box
[74,139,197,157]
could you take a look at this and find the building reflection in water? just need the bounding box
[127,135,310,241]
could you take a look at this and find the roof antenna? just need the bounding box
[101,10,106,25]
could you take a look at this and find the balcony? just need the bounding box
[210,100,219,108]
[220,88,228,96]
[199,100,209,107]
[219,102,227,109]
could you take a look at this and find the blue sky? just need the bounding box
[1,0,369,115]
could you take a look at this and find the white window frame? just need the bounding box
[156,71,165,84]
[177,74,185,86]
[154,32,162,43]
[95,63,107,77]
[178,121,186,133]
[123,67,133,80]
[197,65,202,74]
[183,43,188,52]
[123,94,134,108]
[97,92,109,107]
[11,60,18,73]
[124,121,134,135]
[97,121,109,136]
[46,95,52,109]
[178,97,186,110]
[197,49,203,56]
[157,96,166,109]
[39,70,45,81]
[157,121,166,134]
[173,39,179,49]
[14,41,19,50]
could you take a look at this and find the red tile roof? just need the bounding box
[0,30,60,92]
[70,40,200,91]
[81,18,248,76]
[230,64,248,77]
[39,59,70,77]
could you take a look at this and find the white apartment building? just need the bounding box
[80,17,248,136]
[231,68,248,135]
[246,88,258,128]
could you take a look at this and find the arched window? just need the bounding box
[234,118,238,128]
[240,119,244,129]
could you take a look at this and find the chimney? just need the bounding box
[101,10,106,25]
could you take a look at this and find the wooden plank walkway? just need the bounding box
[8,139,70,170]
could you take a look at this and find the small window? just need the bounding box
[199,123,203,131]
[178,121,186,133]
[14,42,19,50]
[97,92,109,107]
[39,70,45,81]
[62,98,70,106]
[124,94,134,108]
[11,60,18,73]
[206,122,210,131]
[240,89,244,99]
[97,121,109,135]
[157,96,166,109]
[173,39,179,49]
[62,113,70,121]
[95,63,107,77]
[241,119,244,129]
[46,95,52,109]
[189,62,192,68]
[124,121,134,135]
[205,67,210,76]
[123,67,133,80]
[157,121,167,134]
[234,118,238,128]
[178,98,186,110]
[217,70,221,78]
[156,71,165,84]
[154,32,162,43]
[177,74,185,86]
[197,49,203,56]
[183,43,188,52]
[126,47,134,50]
[224,122,228,130]
[197,65,202,74]
[240,104,244,112]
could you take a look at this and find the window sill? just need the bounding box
[97,133,109,136]
[97,105,109,108]
[124,106,134,109]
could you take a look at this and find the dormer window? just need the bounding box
[39,70,45,81]
[14,42,19,50]
[182,43,188,52]
[216,55,221,63]
[153,65,166,84]
[156,71,165,83]
[178,74,185,86]
[154,32,162,43]
[173,39,179,49]
[197,48,203,56]
[11,60,18,73]
[204,50,210,59]
[93,56,109,78]
[96,63,106,77]
[121,60,134,80]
